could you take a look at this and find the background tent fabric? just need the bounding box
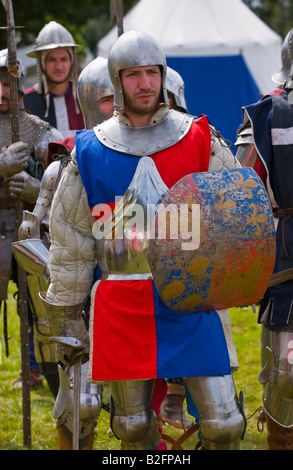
[97,0,282,149]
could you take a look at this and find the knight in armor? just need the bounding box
[23,21,84,138]
[235,28,293,450]
[15,56,114,450]
[0,48,63,393]
[41,30,246,450]
[46,56,114,167]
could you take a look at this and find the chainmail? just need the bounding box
[0,108,50,300]
[0,107,50,154]
[268,315,293,332]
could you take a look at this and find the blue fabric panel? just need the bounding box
[244,96,273,174]
[153,287,231,379]
[76,129,140,207]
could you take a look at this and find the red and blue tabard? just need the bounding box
[76,115,232,382]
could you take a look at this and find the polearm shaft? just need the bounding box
[269,267,293,287]
[0,0,31,448]
[110,0,124,37]
[72,356,82,450]
[2,0,18,141]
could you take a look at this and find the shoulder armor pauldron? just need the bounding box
[94,110,194,156]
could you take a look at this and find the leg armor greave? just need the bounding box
[53,362,102,447]
[260,327,293,428]
[110,379,161,450]
[184,375,246,450]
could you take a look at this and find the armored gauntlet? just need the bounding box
[39,292,89,365]
[0,142,29,180]
[5,171,41,205]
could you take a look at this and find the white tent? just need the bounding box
[97,0,282,147]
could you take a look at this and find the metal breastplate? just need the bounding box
[94,109,193,156]
[95,157,168,280]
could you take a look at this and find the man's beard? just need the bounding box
[123,91,161,116]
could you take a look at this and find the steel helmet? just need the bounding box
[77,57,114,128]
[26,21,80,57]
[108,29,168,113]
[166,66,188,113]
[0,48,26,96]
[272,28,293,87]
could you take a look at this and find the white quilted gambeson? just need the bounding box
[209,126,241,172]
[47,150,96,306]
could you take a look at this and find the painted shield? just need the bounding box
[148,167,276,315]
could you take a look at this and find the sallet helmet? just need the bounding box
[26,21,80,57]
[77,57,114,129]
[272,28,293,88]
[0,48,26,97]
[108,29,168,113]
[166,66,188,113]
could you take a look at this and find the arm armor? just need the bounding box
[39,292,89,365]
[18,160,63,239]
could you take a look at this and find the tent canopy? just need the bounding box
[98,0,282,147]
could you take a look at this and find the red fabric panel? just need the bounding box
[254,155,267,184]
[46,135,76,166]
[151,115,211,189]
[91,280,157,381]
[152,378,167,415]
[65,91,84,131]
[264,89,283,97]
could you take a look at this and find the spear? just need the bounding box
[0,0,31,448]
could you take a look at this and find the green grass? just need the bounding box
[0,282,267,450]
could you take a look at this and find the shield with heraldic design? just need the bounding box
[148,167,276,315]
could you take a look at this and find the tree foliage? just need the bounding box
[242,0,293,38]
[0,0,138,51]
[0,0,292,54]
